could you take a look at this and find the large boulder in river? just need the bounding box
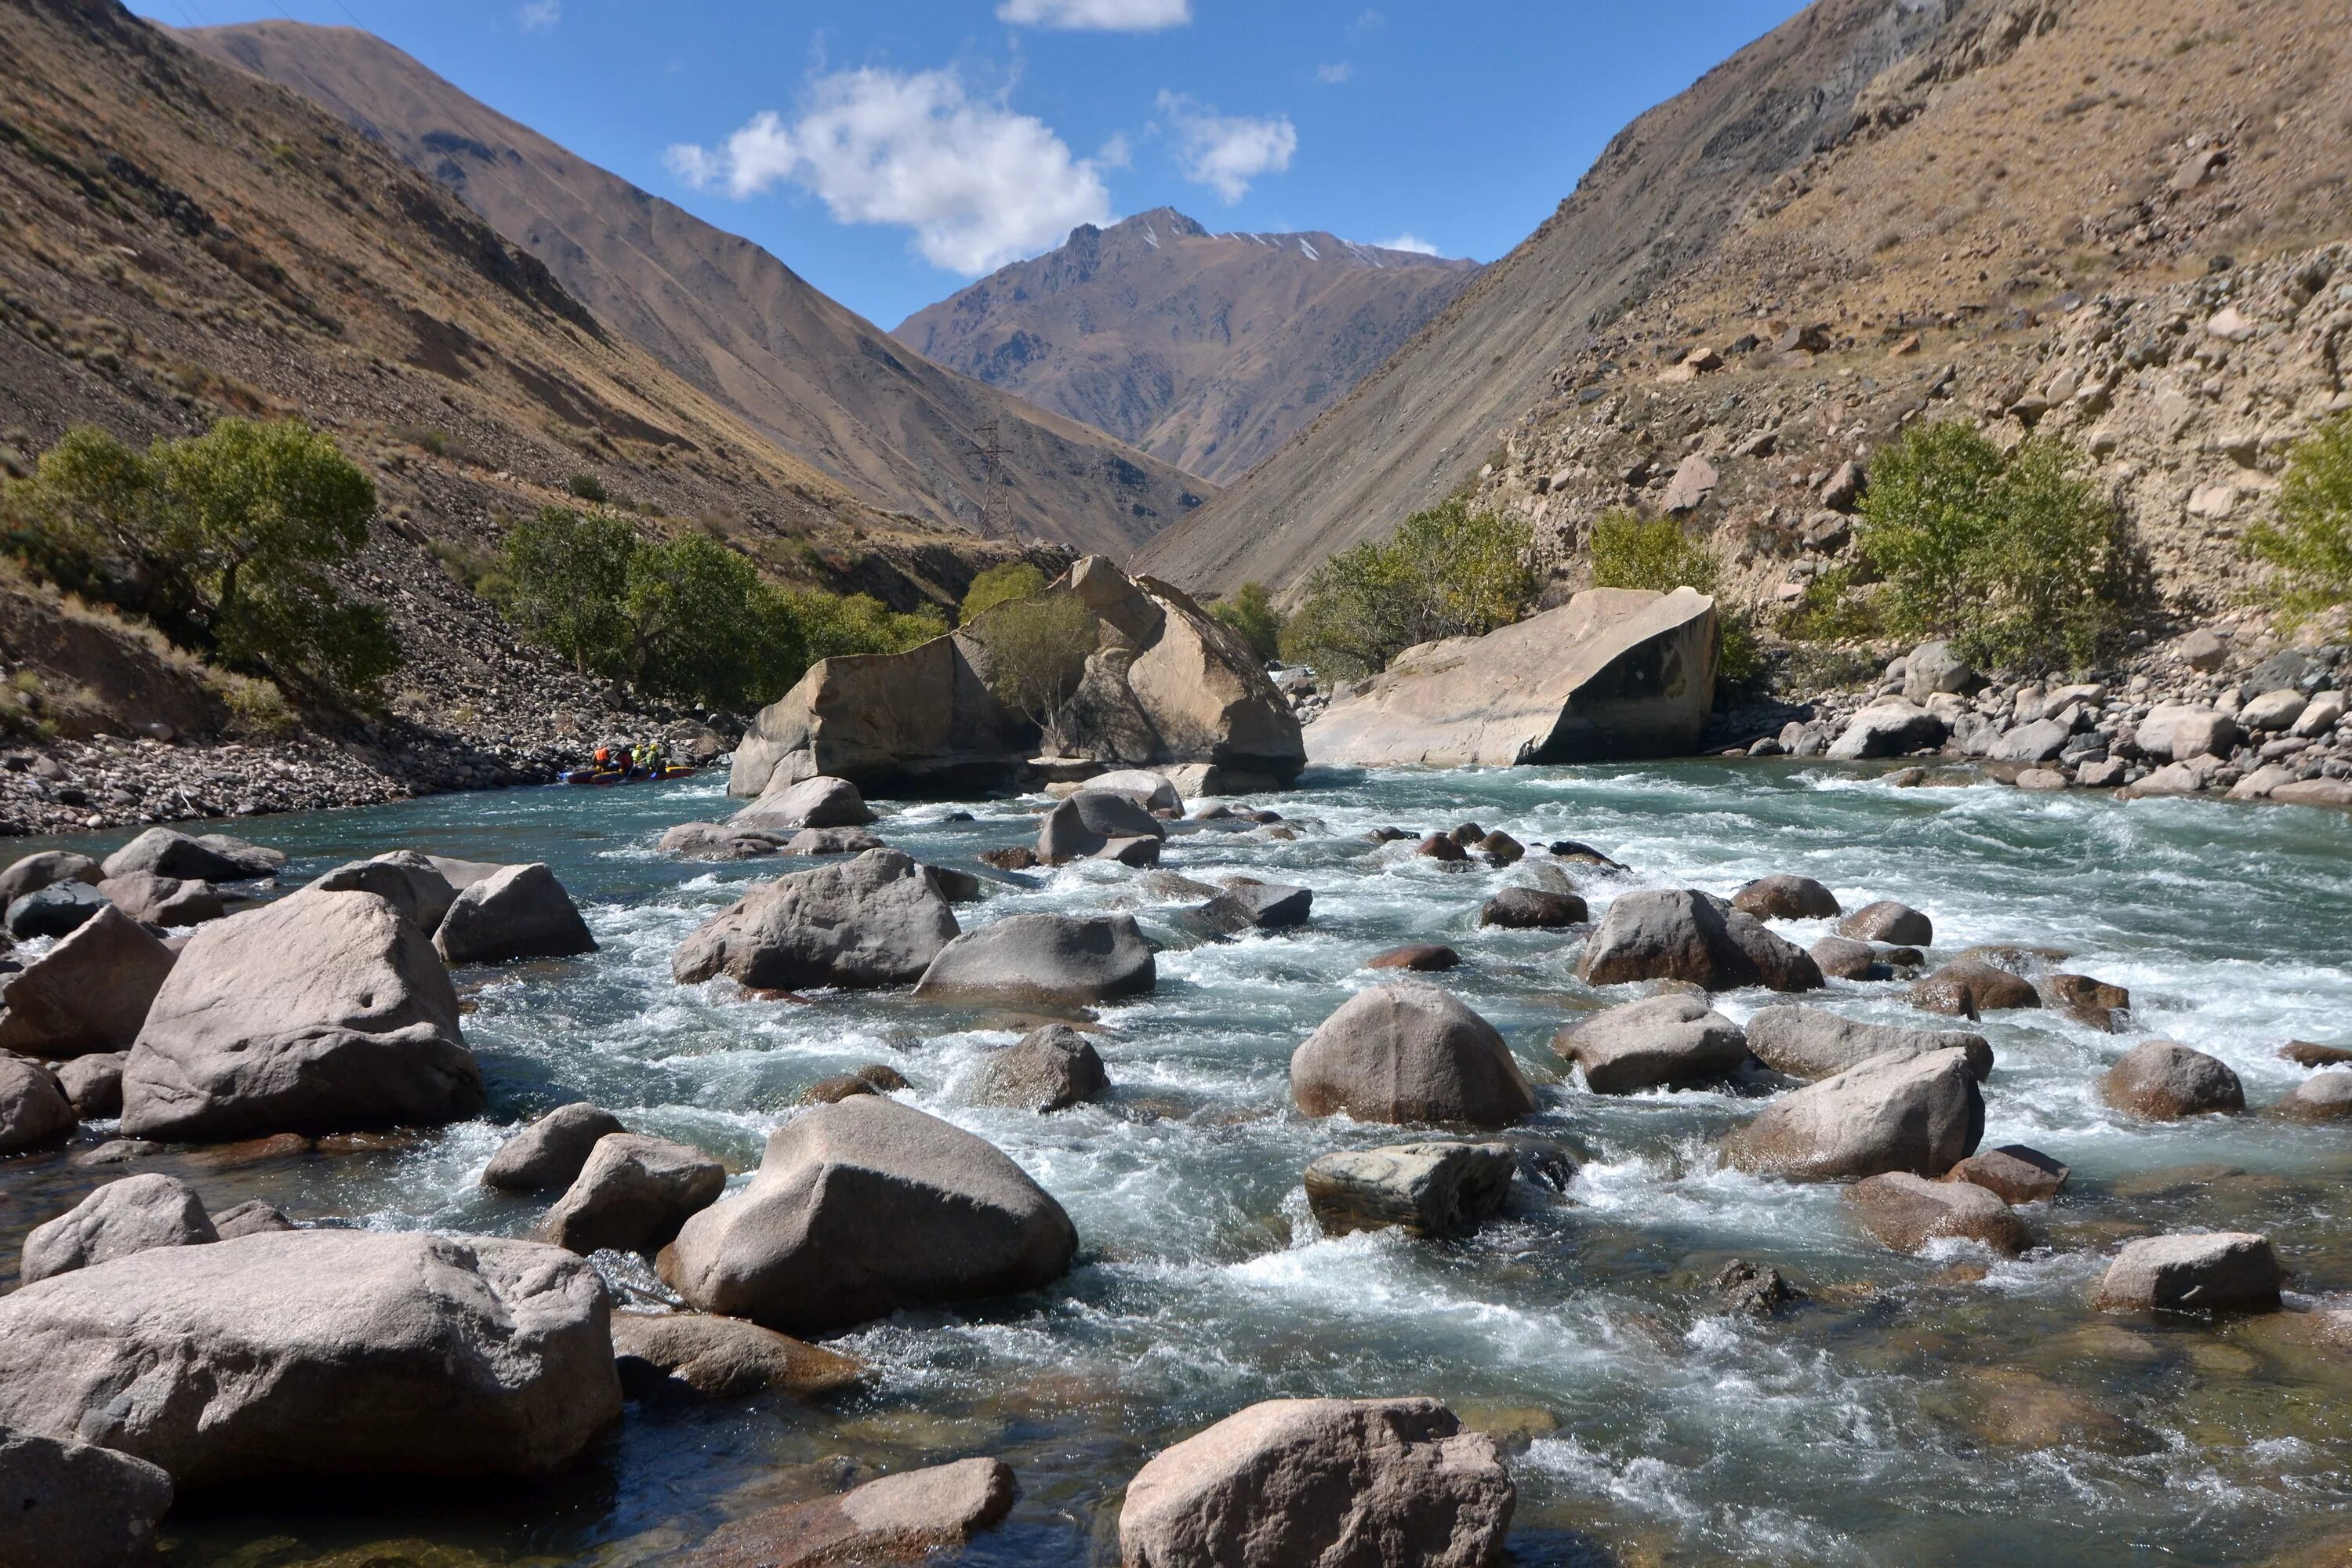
[914,913,1155,1007]
[1722,1048,1983,1181]
[1304,587,1716,767]
[729,558,1301,797]
[2093,1232,2282,1313]
[119,889,485,1142]
[975,1023,1109,1112]
[1039,790,1166,864]
[434,863,597,965]
[0,1058,74,1154]
[1576,890,1822,993]
[95,872,221,927]
[2100,1040,2244,1120]
[1826,702,1947,760]
[0,849,100,906]
[731,774,870,830]
[1290,984,1535,1128]
[1303,1142,1518,1239]
[657,1095,1077,1335]
[1117,1397,1515,1568]
[1732,875,1839,920]
[1744,1005,1992,1081]
[483,1102,628,1192]
[20,1174,216,1284]
[1554,993,1751,1094]
[674,850,959,990]
[100,828,274,884]
[6,880,107,939]
[1846,1171,2027,1255]
[309,851,459,934]
[0,1426,175,1568]
[538,1134,724,1257]
[0,903,175,1058]
[0,1229,620,1485]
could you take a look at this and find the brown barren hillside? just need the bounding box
[185,20,1214,557]
[897,208,1478,484]
[1136,0,1969,595]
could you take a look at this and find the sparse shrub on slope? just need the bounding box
[1586,507,1759,690]
[1857,421,2120,670]
[960,561,1049,623]
[1211,580,1285,663]
[1280,499,1534,681]
[2247,412,2352,613]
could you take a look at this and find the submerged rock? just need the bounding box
[1303,586,1716,767]
[483,1103,628,1192]
[2100,1040,2245,1120]
[658,1095,1077,1335]
[2094,1232,2282,1314]
[1744,1005,1992,1081]
[20,1174,217,1284]
[913,913,1156,1007]
[611,1312,862,1402]
[1576,889,1822,993]
[1722,1048,1983,1181]
[1117,1398,1515,1568]
[687,1457,1018,1568]
[1303,1142,1516,1238]
[1367,944,1460,972]
[119,890,483,1142]
[0,1229,620,1485]
[1553,993,1751,1094]
[1846,1171,2027,1255]
[673,850,959,991]
[1290,984,1535,1128]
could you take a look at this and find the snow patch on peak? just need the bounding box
[1298,238,1319,260]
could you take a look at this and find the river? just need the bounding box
[6,761,2352,1566]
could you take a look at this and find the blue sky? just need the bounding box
[132,0,1803,330]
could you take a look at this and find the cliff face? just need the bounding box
[897,209,1477,485]
[186,20,1212,557]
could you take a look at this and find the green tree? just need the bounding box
[975,590,1098,750]
[1588,508,1719,594]
[1281,499,1534,681]
[960,561,1049,623]
[497,506,637,677]
[792,589,947,664]
[1858,421,2118,669]
[2248,412,2352,612]
[1211,580,1285,662]
[623,532,781,708]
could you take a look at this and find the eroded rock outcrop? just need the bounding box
[1304,587,1717,766]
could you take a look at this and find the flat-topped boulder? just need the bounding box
[1303,1142,1517,1238]
[658,1095,1076,1335]
[2094,1232,2282,1313]
[1554,993,1751,1094]
[1722,1048,1983,1181]
[0,1229,619,1486]
[674,850,959,991]
[100,828,278,884]
[119,889,484,1142]
[731,775,870,830]
[1118,1397,1515,1568]
[1576,889,1822,993]
[0,903,175,1058]
[1290,984,1535,1127]
[729,557,1301,798]
[1744,1005,1992,1081]
[1303,586,1716,766]
[914,913,1155,1007]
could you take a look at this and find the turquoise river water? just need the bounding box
[5,760,2352,1567]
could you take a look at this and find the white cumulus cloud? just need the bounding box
[665,67,1116,275]
[1374,233,1439,255]
[1155,91,1297,205]
[517,0,559,34]
[1315,62,1352,85]
[996,0,1191,29]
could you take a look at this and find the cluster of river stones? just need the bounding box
[0,765,2339,1568]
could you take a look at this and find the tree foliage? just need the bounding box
[2247,412,2352,612]
[2,418,396,695]
[1211,580,1285,662]
[1279,499,1535,681]
[1857,421,2119,670]
[1588,508,1719,594]
[960,561,1050,623]
[974,590,1098,750]
[494,506,944,710]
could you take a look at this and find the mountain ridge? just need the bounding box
[895,206,1476,484]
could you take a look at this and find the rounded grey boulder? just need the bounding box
[309,851,459,934]
[0,1229,620,1486]
[119,889,485,1142]
[1039,790,1166,865]
[674,849,958,990]
[1846,1171,2027,1256]
[483,1102,629,1192]
[21,1173,218,1284]
[1118,1397,1514,1568]
[0,1425,174,1568]
[54,1052,127,1118]
[6,880,107,940]
[2094,1232,2282,1314]
[538,1133,725,1256]
[1744,1005,1992,1082]
[975,1023,1109,1112]
[2100,1040,2244,1120]
[1722,1047,1984,1181]
[914,913,1156,1006]
[1837,899,1933,946]
[0,1058,74,1155]
[0,849,101,906]
[1576,889,1823,993]
[0,902,176,1059]
[1478,886,1588,929]
[1554,993,1751,1094]
[2280,1069,2352,1122]
[1290,984,1536,1128]
[1732,875,1841,920]
[100,828,273,885]
[658,1094,1077,1335]
[434,862,597,965]
[731,774,870,830]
